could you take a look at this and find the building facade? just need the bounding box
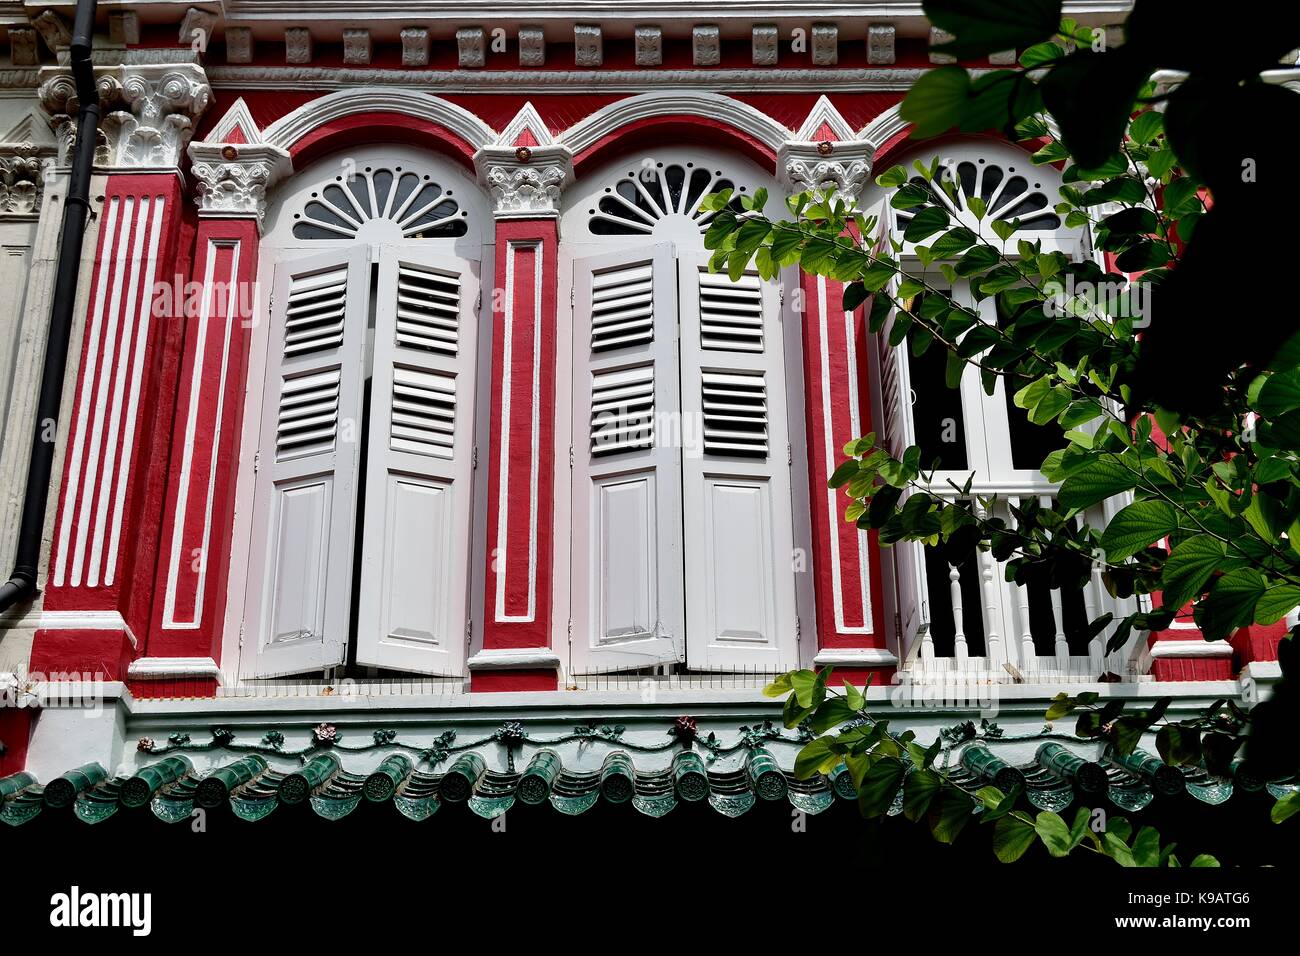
[0,2,1287,828]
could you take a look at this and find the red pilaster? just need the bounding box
[799,267,892,685]
[475,219,560,690]
[33,173,189,681]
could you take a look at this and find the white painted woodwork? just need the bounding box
[354,247,480,675]
[244,247,368,677]
[678,252,798,672]
[571,244,684,673]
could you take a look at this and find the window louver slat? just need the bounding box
[702,370,768,456]
[276,369,340,459]
[283,268,349,357]
[395,265,461,355]
[591,263,655,351]
[390,366,457,459]
[590,365,655,455]
[698,271,764,352]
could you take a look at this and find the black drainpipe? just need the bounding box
[0,0,99,615]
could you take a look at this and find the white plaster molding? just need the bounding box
[38,66,121,165]
[519,26,546,66]
[779,95,874,203]
[0,141,54,217]
[813,648,900,666]
[457,27,486,68]
[477,151,572,218]
[857,102,909,152]
[574,24,602,66]
[226,27,254,64]
[285,27,312,64]
[693,25,720,67]
[466,648,563,670]
[32,10,71,52]
[126,657,223,680]
[989,49,1017,65]
[795,93,855,141]
[0,610,140,650]
[752,24,779,66]
[202,96,263,145]
[1147,640,1235,659]
[401,27,430,67]
[496,101,554,146]
[635,25,662,67]
[342,28,372,65]
[560,90,790,156]
[189,141,292,228]
[867,24,895,65]
[261,88,496,154]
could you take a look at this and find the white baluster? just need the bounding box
[975,500,1003,669]
[1011,496,1036,666]
[950,563,968,660]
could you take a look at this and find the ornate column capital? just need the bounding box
[38,62,212,170]
[778,140,875,207]
[0,141,57,217]
[474,144,574,219]
[187,141,292,230]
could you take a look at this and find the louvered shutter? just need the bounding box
[244,247,368,677]
[678,252,799,672]
[571,244,684,673]
[875,227,930,664]
[354,247,479,675]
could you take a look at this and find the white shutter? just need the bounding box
[354,247,479,675]
[571,244,684,673]
[678,253,798,672]
[877,280,930,664]
[244,247,368,677]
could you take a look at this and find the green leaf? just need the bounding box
[900,67,972,139]
[789,669,820,708]
[903,768,941,821]
[903,206,952,243]
[928,791,974,844]
[809,696,857,734]
[1131,826,1162,868]
[1019,40,1066,68]
[993,814,1038,862]
[1271,791,1300,824]
[1258,369,1300,419]
[1128,110,1164,145]
[1057,457,1137,510]
[762,673,793,698]
[1155,724,1202,766]
[926,0,1064,60]
[1099,501,1178,561]
[1161,536,1226,611]
[1196,568,1267,641]
[875,165,909,188]
[857,757,905,818]
[1189,854,1221,867]
[1255,584,1300,626]
[1034,810,1080,858]
[794,737,840,780]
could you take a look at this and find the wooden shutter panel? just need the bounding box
[875,253,930,664]
[678,253,799,672]
[354,247,480,675]
[244,247,368,677]
[571,244,684,673]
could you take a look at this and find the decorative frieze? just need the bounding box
[401,28,430,66]
[9,28,38,67]
[519,27,545,66]
[285,28,312,65]
[693,25,720,66]
[812,24,838,65]
[989,49,1017,65]
[179,7,218,51]
[188,141,292,228]
[226,27,254,64]
[110,11,141,46]
[32,10,71,52]
[574,25,602,66]
[752,24,779,66]
[929,27,956,64]
[867,24,895,65]
[457,28,486,67]
[635,26,662,67]
[343,29,371,65]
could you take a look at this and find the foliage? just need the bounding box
[702,0,1300,783]
[767,669,1221,866]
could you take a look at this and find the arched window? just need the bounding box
[561,147,802,675]
[863,140,1121,680]
[241,146,487,679]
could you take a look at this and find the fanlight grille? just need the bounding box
[292,165,469,240]
[588,160,748,236]
[895,158,1060,235]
